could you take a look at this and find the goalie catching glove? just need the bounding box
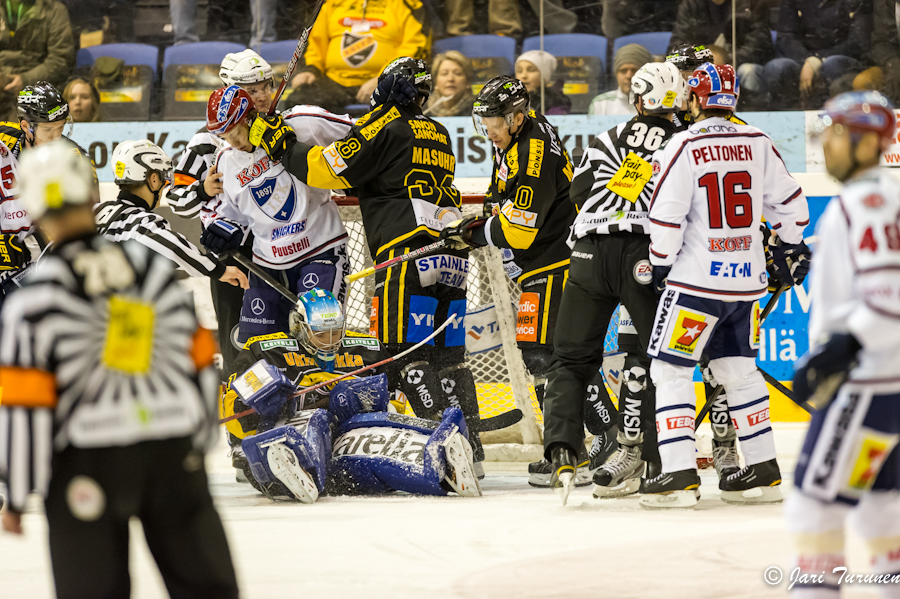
[439,217,487,250]
[0,234,27,271]
[249,113,297,162]
[792,333,861,410]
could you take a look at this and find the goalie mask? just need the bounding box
[289,289,346,373]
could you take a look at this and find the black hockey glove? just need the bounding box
[766,234,812,287]
[652,265,671,294]
[249,114,297,162]
[201,219,243,255]
[370,74,418,108]
[440,217,487,250]
[0,234,27,271]
[792,333,861,411]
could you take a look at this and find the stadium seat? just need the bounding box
[258,40,300,65]
[612,32,673,58]
[162,41,246,72]
[521,34,608,113]
[76,43,160,76]
[433,35,517,67]
[522,34,608,71]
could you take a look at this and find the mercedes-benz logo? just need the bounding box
[302,272,320,289]
[251,297,266,315]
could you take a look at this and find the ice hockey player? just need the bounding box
[640,63,811,508]
[249,57,489,473]
[222,288,400,462]
[0,82,98,307]
[94,139,248,291]
[202,85,353,345]
[785,91,900,597]
[536,62,685,503]
[666,45,750,131]
[437,75,615,487]
[224,289,480,500]
[0,141,239,598]
[168,49,280,373]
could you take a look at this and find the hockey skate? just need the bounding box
[443,431,483,497]
[638,469,701,509]
[528,443,592,488]
[712,438,741,481]
[265,442,319,504]
[592,442,644,498]
[231,446,251,484]
[549,445,578,506]
[719,458,783,504]
[589,427,619,471]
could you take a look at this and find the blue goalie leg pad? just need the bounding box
[329,373,391,424]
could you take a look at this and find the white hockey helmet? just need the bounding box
[629,62,687,113]
[111,139,173,185]
[220,50,274,86]
[18,140,94,219]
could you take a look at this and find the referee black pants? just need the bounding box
[45,438,239,599]
[542,233,661,462]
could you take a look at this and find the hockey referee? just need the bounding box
[542,62,688,502]
[0,142,239,598]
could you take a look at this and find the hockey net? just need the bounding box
[337,195,620,453]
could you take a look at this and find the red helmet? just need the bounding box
[688,63,739,112]
[207,85,254,136]
[821,91,896,143]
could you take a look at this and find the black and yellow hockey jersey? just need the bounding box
[280,101,461,260]
[483,111,575,282]
[674,111,748,131]
[0,121,98,182]
[222,330,401,440]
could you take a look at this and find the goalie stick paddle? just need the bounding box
[345,239,448,284]
[219,314,456,424]
[694,283,788,431]
[267,0,327,115]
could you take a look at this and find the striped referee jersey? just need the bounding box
[166,128,222,226]
[0,236,221,512]
[569,115,677,244]
[94,191,226,279]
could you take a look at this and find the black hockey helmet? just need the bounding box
[17,81,70,124]
[665,45,715,73]
[379,57,432,102]
[472,76,529,137]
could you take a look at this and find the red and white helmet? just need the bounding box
[820,91,896,143]
[207,85,255,136]
[688,63,739,112]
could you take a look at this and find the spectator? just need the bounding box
[764,0,872,109]
[445,0,521,37]
[425,51,476,117]
[588,43,652,115]
[525,0,577,34]
[63,76,100,123]
[515,50,571,115]
[0,0,75,121]
[602,0,678,40]
[859,0,900,103]
[286,0,429,113]
[668,0,773,108]
[169,0,199,45]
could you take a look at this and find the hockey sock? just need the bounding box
[650,359,697,472]
[398,361,446,421]
[700,361,736,442]
[584,369,617,436]
[619,354,653,448]
[438,364,484,462]
[711,358,776,465]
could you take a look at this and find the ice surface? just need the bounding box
[0,424,883,598]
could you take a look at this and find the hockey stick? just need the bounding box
[225,250,298,303]
[345,239,448,284]
[693,283,788,431]
[267,0,327,115]
[219,314,456,424]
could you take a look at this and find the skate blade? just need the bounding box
[639,489,699,509]
[442,433,482,497]
[720,485,783,504]
[530,468,593,489]
[235,467,250,484]
[592,476,641,499]
[555,472,575,506]
[266,444,319,504]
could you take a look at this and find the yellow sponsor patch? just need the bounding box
[662,90,678,108]
[506,143,519,181]
[526,138,544,178]
[667,309,710,357]
[360,106,400,141]
[846,430,898,491]
[750,300,761,349]
[103,296,155,374]
[605,151,652,203]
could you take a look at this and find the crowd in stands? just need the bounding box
[1,0,899,121]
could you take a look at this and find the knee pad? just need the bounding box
[398,361,445,420]
[649,359,694,387]
[707,356,757,389]
[852,492,900,576]
[521,347,554,378]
